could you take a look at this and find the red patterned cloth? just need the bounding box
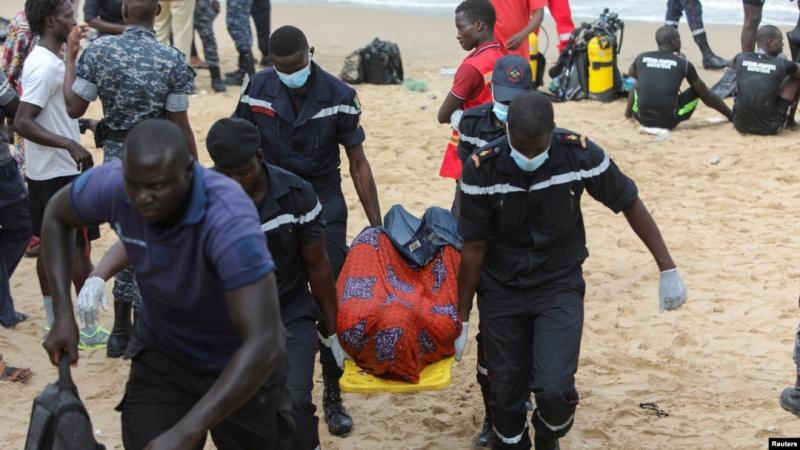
[336,227,462,383]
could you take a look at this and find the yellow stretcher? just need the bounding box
[340,357,455,393]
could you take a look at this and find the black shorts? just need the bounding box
[734,97,792,135]
[26,175,100,243]
[742,0,765,6]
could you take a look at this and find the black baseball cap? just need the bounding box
[491,55,533,103]
[206,118,261,168]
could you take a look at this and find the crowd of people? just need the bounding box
[0,0,798,449]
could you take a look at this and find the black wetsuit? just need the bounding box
[632,51,700,129]
[732,52,797,135]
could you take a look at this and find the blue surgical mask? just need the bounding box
[507,124,549,172]
[493,101,509,123]
[276,53,312,89]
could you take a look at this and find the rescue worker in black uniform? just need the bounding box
[207,118,346,450]
[454,92,688,450]
[625,25,732,129]
[455,53,532,449]
[233,25,382,437]
[731,25,800,135]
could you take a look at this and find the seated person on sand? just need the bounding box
[625,25,732,130]
[731,25,800,135]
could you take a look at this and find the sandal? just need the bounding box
[1,311,27,329]
[0,356,33,383]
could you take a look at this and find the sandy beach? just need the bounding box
[1,1,799,449]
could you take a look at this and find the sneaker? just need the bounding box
[78,326,110,350]
[779,386,800,417]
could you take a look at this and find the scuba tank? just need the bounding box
[587,34,616,101]
[529,32,539,87]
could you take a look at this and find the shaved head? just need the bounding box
[756,25,784,55]
[655,25,681,51]
[123,0,159,25]
[123,120,194,224]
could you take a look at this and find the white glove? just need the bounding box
[450,109,464,132]
[658,268,687,313]
[454,322,469,362]
[75,276,108,328]
[320,333,350,369]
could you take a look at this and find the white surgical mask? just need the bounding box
[507,124,549,172]
[276,52,312,89]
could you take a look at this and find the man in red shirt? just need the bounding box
[437,0,506,182]
[491,0,546,59]
[548,0,575,54]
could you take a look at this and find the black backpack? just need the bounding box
[340,38,403,85]
[25,354,105,450]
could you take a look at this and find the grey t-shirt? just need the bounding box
[0,73,17,166]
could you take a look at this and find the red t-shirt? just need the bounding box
[450,41,504,104]
[491,0,547,58]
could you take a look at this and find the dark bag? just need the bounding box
[25,354,105,450]
[360,38,403,85]
[340,49,364,84]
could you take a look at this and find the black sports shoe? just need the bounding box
[534,434,560,450]
[702,53,729,70]
[780,386,800,417]
[474,415,492,448]
[323,375,353,436]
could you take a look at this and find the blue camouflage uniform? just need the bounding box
[227,0,253,52]
[72,25,195,308]
[194,0,220,67]
[233,62,364,383]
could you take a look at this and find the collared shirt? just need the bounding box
[70,160,275,373]
[451,41,506,109]
[457,102,505,162]
[234,62,365,197]
[256,163,324,323]
[459,129,638,288]
[72,26,194,155]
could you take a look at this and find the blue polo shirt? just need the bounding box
[70,160,275,373]
[233,63,365,199]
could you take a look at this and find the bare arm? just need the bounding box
[91,240,129,281]
[690,78,732,120]
[87,18,125,35]
[624,63,637,118]
[147,273,286,448]
[15,102,94,169]
[437,92,464,124]
[622,197,676,272]
[301,238,338,334]
[345,143,382,226]
[64,26,91,119]
[457,240,487,320]
[41,187,85,366]
[506,8,545,50]
[166,110,198,160]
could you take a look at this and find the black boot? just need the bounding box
[474,415,493,448]
[534,434,560,450]
[107,301,131,358]
[323,375,353,437]
[209,66,226,93]
[259,53,272,67]
[224,52,256,86]
[696,36,728,70]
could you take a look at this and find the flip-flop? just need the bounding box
[0,358,33,383]
[1,312,27,329]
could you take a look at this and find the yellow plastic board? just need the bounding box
[340,357,455,393]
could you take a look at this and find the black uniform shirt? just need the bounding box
[458,129,638,288]
[258,162,325,323]
[733,52,798,134]
[633,51,698,128]
[84,0,124,30]
[457,102,506,162]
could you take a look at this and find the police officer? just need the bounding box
[63,0,197,358]
[454,92,688,450]
[234,25,382,437]
[731,25,800,135]
[207,117,347,450]
[625,26,731,130]
[455,53,532,448]
[194,0,225,92]
[224,0,256,86]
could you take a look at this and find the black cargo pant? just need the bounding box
[317,188,348,380]
[285,317,320,450]
[118,337,294,449]
[480,268,584,450]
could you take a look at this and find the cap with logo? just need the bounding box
[491,55,533,103]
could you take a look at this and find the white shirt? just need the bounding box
[20,46,81,181]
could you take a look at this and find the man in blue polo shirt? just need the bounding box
[234,24,382,436]
[41,119,292,449]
